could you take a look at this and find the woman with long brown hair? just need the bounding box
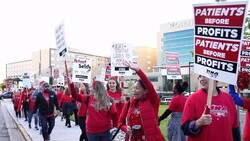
[69,79,117,141]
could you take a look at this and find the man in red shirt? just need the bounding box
[181,75,240,141]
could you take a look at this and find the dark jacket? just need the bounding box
[34,90,59,116]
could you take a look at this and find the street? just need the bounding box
[0,99,25,141]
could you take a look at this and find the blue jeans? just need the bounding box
[87,129,111,141]
[39,114,55,140]
[28,110,38,126]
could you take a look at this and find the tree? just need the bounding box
[0,82,5,91]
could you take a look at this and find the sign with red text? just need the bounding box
[53,69,59,79]
[72,56,92,83]
[111,43,133,76]
[105,65,111,81]
[193,1,248,85]
[166,52,182,79]
[55,21,68,62]
[240,40,250,73]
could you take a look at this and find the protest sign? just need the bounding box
[193,1,248,85]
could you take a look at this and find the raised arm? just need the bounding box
[123,61,160,105]
[228,84,243,107]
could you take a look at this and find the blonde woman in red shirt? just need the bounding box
[69,79,118,141]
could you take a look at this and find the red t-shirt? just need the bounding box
[56,92,63,106]
[168,94,186,112]
[77,94,88,117]
[13,94,20,107]
[86,96,117,133]
[242,98,250,141]
[60,94,72,107]
[182,89,238,141]
[107,90,124,117]
[43,93,50,105]
[28,94,36,110]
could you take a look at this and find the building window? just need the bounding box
[148,76,158,82]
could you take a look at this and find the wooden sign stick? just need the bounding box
[205,79,215,114]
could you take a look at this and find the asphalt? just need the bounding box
[4,100,81,141]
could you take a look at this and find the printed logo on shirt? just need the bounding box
[133,108,140,114]
[210,104,228,117]
[50,95,54,98]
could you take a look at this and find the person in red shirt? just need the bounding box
[158,81,188,141]
[60,88,73,128]
[228,84,250,141]
[12,91,21,118]
[68,79,117,141]
[27,87,39,130]
[181,75,240,141]
[56,86,64,121]
[118,61,165,141]
[106,77,126,118]
[76,83,90,141]
[17,87,30,121]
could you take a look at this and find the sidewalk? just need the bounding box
[5,103,81,141]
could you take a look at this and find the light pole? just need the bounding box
[188,62,194,95]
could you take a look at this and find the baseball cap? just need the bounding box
[43,83,50,88]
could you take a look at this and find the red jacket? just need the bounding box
[17,89,29,112]
[118,69,164,141]
[242,99,250,141]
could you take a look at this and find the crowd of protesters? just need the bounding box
[8,62,248,141]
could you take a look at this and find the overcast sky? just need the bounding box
[0,0,241,81]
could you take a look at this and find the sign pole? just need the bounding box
[205,79,214,114]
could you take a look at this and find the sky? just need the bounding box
[0,0,242,81]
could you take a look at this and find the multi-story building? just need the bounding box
[133,46,157,72]
[5,47,110,89]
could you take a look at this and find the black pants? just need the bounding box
[22,102,29,120]
[73,109,78,125]
[39,114,55,140]
[14,106,21,118]
[78,116,88,141]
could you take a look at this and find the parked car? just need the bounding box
[0,92,13,100]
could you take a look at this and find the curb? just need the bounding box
[5,105,33,141]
